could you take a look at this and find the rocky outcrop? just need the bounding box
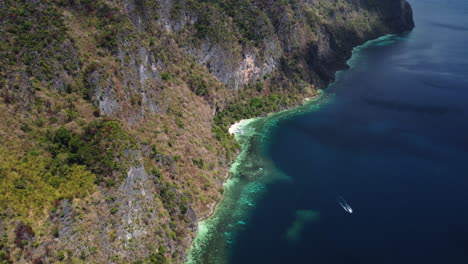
[140,0,415,90]
[12,162,196,263]
[79,0,414,119]
[86,67,120,116]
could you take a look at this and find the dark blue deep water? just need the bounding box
[227,0,468,263]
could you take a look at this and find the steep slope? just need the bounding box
[0,0,413,263]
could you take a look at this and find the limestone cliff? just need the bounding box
[0,0,413,263]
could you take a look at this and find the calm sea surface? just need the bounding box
[188,1,468,263]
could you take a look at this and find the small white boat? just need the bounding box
[337,196,353,214]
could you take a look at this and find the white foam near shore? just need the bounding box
[228,119,252,135]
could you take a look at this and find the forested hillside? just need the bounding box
[0,0,413,262]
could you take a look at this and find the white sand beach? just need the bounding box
[228,119,250,135]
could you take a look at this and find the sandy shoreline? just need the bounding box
[197,119,254,223]
[198,93,323,222]
[190,92,325,260]
[228,119,250,135]
[196,90,325,225]
[188,32,404,261]
[302,90,322,104]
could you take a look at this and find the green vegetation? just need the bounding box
[213,94,292,157]
[159,181,192,226]
[0,0,76,93]
[192,158,205,169]
[0,235,8,264]
[0,119,136,221]
[64,0,127,53]
[188,74,208,97]
[135,0,160,20]
[0,146,95,220]
[57,250,66,261]
[147,246,168,264]
[0,251,7,263]
[0,0,411,261]
[192,0,273,44]
[161,73,171,81]
[150,166,162,179]
[44,120,136,186]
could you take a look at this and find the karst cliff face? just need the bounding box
[0,0,412,263]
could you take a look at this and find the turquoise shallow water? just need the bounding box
[187,93,332,264]
[187,0,468,263]
[186,33,403,264]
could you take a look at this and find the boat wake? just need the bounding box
[337,196,353,214]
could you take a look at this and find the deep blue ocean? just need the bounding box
[187,0,468,263]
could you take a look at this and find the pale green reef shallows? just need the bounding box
[186,92,331,264]
[186,34,401,264]
[286,210,321,244]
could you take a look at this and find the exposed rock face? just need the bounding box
[186,43,280,89]
[117,166,156,246]
[151,0,415,90]
[89,0,414,119]
[86,68,120,116]
[0,0,413,263]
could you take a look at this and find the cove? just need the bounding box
[187,0,468,263]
